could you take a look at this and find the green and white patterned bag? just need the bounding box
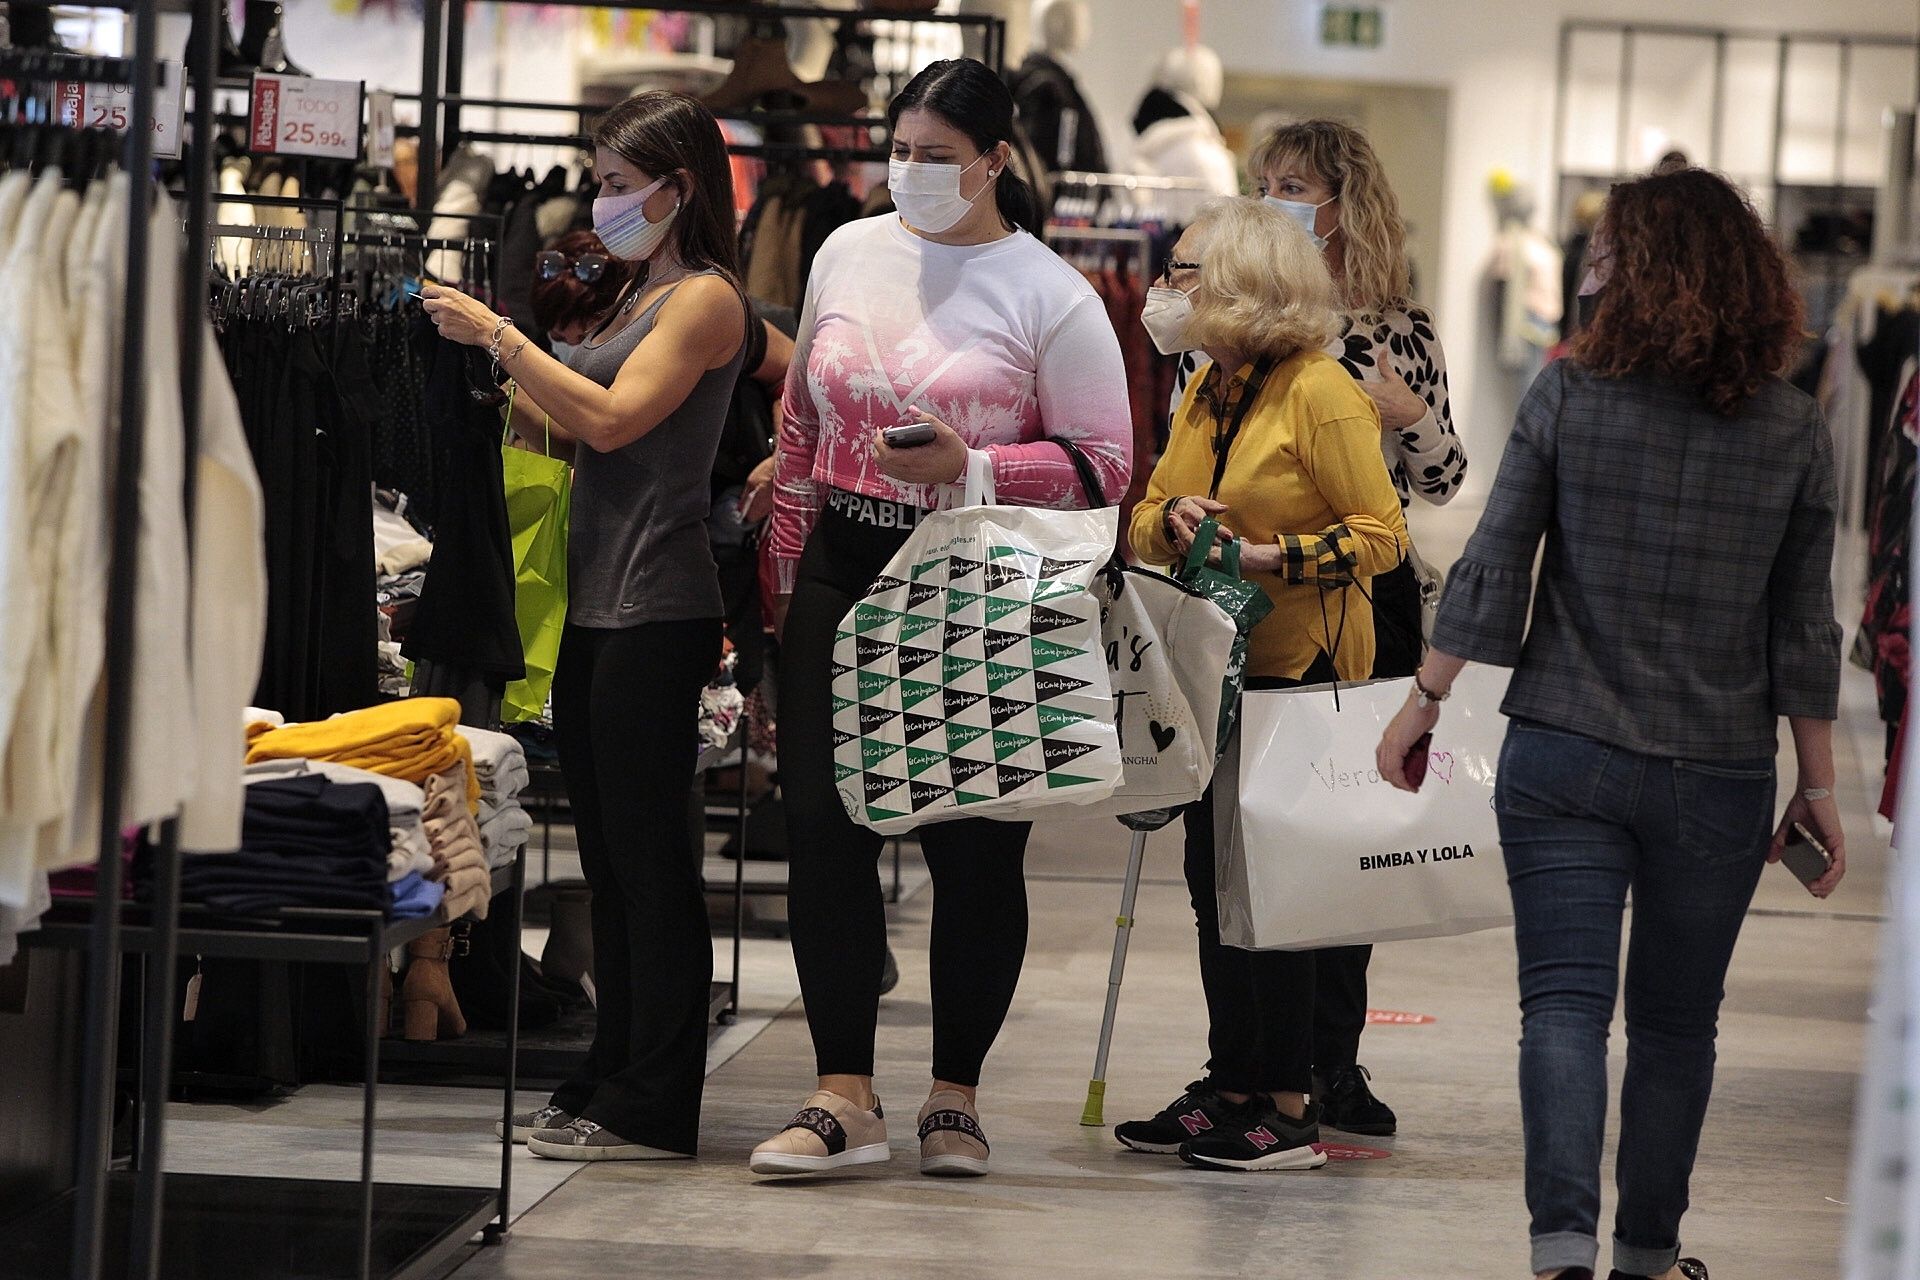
[830,455,1122,835]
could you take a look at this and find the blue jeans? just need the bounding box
[1497,722,1774,1277]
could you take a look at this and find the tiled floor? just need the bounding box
[166,503,1893,1279]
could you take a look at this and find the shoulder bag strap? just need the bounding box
[1053,437,1111,509]
[1206,355,1280,500]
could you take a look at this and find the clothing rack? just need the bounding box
[413,0,1005,201]
[0,7,525,1275]
[1052,169,1213,192]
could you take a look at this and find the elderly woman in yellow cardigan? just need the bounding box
[1116,195,1406,1172]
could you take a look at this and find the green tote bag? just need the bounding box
[1174,516,1273,749]
[500,396,571,723]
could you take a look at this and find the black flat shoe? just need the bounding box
[1607,1260,1707,1280]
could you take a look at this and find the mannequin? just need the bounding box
[1130,43,1236,218]
[1007,0,1107,174]
[1483,172,1563,371]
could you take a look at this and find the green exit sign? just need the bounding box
[1320,4,1385,48]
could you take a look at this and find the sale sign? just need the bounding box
[249,73,363,160]
[55,60,184,160]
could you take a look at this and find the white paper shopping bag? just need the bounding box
[1217,666,1513,950]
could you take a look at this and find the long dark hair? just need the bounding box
[1571,168,1801,417]
[591,90,741,282]
[887,58,1041,237]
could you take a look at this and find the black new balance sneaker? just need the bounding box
[1113,1080,1232,1154]
[1316,1064,1397,1136]
[1178,1098,1328,1172]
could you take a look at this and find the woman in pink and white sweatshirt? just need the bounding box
[751,58,1131,1181]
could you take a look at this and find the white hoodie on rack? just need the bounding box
[1130,91,1239,222]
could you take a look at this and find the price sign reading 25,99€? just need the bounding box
[249,73,364,161]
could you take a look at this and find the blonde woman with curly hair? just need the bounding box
[1117,197,1406,1171]
[1169,117,1468,1136]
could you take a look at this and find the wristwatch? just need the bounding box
[1413,673,1449,709]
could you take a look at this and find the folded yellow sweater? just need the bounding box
[246,698,480,809]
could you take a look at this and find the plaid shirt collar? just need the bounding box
[1198,360,1262,425]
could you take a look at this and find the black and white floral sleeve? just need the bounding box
[1341,305,1467,507]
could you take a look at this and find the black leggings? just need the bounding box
[783,506,1031,1088]
[551,617,721,1152]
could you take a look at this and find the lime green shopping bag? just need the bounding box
[501,391,570,722]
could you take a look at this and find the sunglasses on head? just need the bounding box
[536,250,613,284]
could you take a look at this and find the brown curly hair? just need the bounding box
[1571,168,1801,417]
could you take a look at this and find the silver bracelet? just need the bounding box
[487,316,516,363]
[1801,787,1832,802]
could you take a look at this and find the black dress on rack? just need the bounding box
[400,316,525,725]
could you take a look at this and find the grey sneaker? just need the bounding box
[496,1104,575,1143]
[525,1117,692,1162]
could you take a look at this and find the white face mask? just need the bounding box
[1141,285,1199,355]
[592,175,679,262]
[890,153,990,234]
[1264,194,1337,251]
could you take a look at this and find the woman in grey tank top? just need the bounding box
[423,91,751,1162]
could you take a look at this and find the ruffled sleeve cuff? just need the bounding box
[1769,617,1843,719]
[1428,557,1533,666]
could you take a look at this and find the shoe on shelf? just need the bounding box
[1607,1262,1707,1280]
[1113,1079,1232,1154]
[749,1090,890,1176]
[1178,1098,1328,1172]
[524,1117,690,1162]
[917,1090,989,1178]
[1315,1064,1397,1136]
[495,1103,575,1143]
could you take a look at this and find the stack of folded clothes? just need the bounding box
[245,759,441,919]
[459,726,532,871]
[423,765,491,920]
[176,775,389,916]
[245,698,480,810]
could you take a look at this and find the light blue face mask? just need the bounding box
[1264,194,1338,251]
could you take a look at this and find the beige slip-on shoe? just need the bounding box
[918,1090,989,1177]
[749,1090,890,1176]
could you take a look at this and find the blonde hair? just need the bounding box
[1183,197,1339,361]
[1249,119,1411,312]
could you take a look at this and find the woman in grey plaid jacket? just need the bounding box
[1376,167,1846,1280]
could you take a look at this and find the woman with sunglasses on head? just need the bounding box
[1375,168,1843,1280]
[1117,197,1406,1172]
[750,57,1130,1179]
[1166,118,1468,1138]
[421,90,753,1163]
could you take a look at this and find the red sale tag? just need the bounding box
[249,72,363,161]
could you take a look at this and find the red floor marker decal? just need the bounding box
[1366,1009,1435,1025]
[1318,1143,1392,1161]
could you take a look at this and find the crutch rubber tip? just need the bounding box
[1080,1079,1106,1127]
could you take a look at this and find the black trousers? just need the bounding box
[1184,654,1336,1096]
[551,617,721,1152]
[783,507,1031,1088]
[1298,559,1428,1074]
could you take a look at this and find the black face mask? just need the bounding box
[1576,290,1602,331]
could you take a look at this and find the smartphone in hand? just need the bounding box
[1403,732,1433,790]
[883,421,938,448]
[1780,822,1833,889]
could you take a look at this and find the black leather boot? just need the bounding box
[238,0,307,77]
